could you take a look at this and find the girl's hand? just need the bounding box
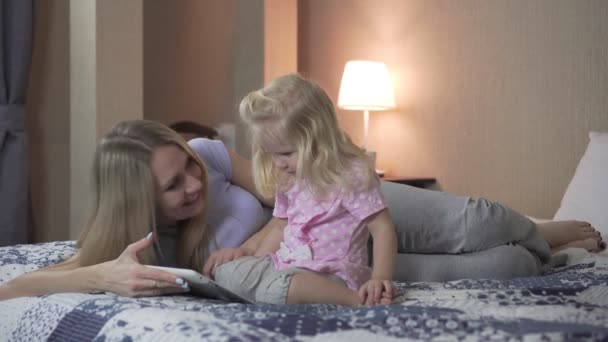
[202,248,251,278]
[97,233,189,297]
[358,278,395,306]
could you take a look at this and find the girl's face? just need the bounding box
[151,144,205,225]
[262,137,299,177]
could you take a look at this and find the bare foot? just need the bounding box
[537,220,602,248]
[552,238,605,253]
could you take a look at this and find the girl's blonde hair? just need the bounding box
[239,73,376,198]
[77,120,211,271]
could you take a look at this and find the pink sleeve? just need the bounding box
[272,191,288,219]
[341,183,387,221]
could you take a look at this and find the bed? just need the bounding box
[1,241,607,341]
[2,132,607,341]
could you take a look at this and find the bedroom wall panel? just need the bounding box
[26,0,145,241]
[265,0,298,83]
[68,0,144,239]
[143,0,237,129]
[299,0,608,218]
[143,0,292,158]
[26,0,71,243]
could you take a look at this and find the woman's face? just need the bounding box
[151,144,205,225]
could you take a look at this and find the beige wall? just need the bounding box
[299,0,608,218]
[143,0,237,127]
[143,0,270,157]
[264,0,298,82]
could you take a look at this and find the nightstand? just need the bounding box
[380,176,437,189]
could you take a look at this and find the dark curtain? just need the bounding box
[0,0,35,246]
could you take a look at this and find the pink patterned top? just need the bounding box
[270,171,386,290]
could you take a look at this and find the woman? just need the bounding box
[0,120,603,300]
[0,120,276,299]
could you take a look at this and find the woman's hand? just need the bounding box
[358,278,395,306]
[0,282,18,301]
[202,248,251,278]
[96,233,190,297]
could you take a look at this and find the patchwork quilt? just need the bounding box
[1,241,607,341]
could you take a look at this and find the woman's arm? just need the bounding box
[0,253,91,300]
[0,235,188,300]
[228,150,274,207]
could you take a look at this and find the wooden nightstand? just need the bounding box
[380,176,437,189]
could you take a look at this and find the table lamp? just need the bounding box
[337,60,396,174]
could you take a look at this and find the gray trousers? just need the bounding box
[380,181,551,282]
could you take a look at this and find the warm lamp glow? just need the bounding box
[337,61,396,151]
[338,61,396,110]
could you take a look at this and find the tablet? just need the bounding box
[147,265,253,304]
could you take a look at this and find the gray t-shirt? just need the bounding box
[158,138,271,266]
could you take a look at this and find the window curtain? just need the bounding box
[0,0,35,246]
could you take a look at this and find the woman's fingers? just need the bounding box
[139,267,186,287]
[125,271,190,297]
[132,278,185,291]
[123,232,155,260]
[136,285,190,297]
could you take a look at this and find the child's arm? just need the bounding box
[241,216,287,255]
[359,209,398,305]
[252,189,289,256]
[202,217,287,277]
[254,217,287,256]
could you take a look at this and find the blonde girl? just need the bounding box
[213,74,398,306]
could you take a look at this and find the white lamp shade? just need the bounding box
[337,61,396,111]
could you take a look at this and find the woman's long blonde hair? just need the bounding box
[239,73,376,198]
[77,120,211,271]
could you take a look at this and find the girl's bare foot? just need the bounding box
[537,220,602,248]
